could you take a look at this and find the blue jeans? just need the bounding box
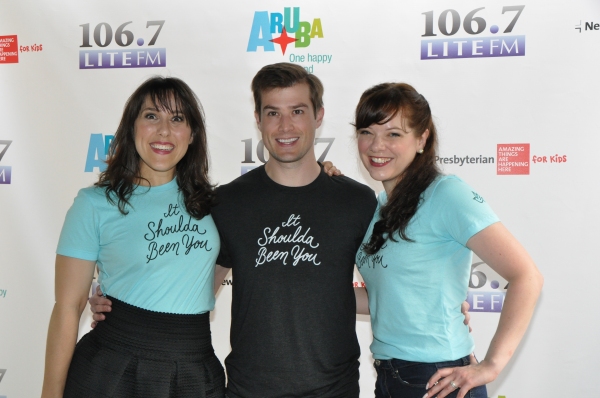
[373,356,487,398]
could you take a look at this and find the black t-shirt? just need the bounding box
[211,166,377,398]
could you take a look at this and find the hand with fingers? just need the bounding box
[425,354,498,398]
[88,285,112,328]
[461,301,472,333]
[322,161,343,176]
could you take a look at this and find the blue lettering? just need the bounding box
[270,12,283,33]
[284,7,300,33]
[247,11,275,51]
[85,134,108,172]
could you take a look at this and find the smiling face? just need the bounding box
[134,96,193,186]
[357,112,429,194]
[255,83,324,167]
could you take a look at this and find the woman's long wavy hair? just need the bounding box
[354,83,440,254]
[96,76,214,219]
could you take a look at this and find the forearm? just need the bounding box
[41,302,85,397]
[481,268,543,376]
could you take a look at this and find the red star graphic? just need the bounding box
[270,27,297,55]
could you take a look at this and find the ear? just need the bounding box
[315,107,324,128]
[254,111,261,127]
[418,128,430,150]
[188,133,193,145]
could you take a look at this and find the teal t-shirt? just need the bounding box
[57,178,219,314]
[356,175,499,362]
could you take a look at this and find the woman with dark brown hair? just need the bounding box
[354,83,543,398]
[42,77,225,398]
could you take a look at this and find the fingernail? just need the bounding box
[422,394,428,398]
[425,383,429,389]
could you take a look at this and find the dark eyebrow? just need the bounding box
[291,103,309,109]
[262,103,309,112]
[141,106,183,115]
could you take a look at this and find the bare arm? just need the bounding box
[214,264,230,295]
[426,222,543,398]
[42,255,96,398]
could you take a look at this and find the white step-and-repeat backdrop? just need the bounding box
[1,1,598,396]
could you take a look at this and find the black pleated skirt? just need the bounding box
[64,297,225,398]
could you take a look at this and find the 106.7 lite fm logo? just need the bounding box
[0,141,12,184]
[421,5,525,60]
[241,138,334,174]
[79,20,166,69]
[467,260,507,313]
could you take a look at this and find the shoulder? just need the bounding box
[328,174,376,198]
[323,174,377,215]
[426,175,498,221]
[427,175,478,203]
[72,185,107,205]
[216,167,262,196]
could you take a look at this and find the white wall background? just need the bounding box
[0,1,598,396]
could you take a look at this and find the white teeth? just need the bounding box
[277,138,298,144]
[371,157,391,164]
[151,143,174,150]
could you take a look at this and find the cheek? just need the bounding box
[357,137,370,155]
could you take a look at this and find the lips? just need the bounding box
[276,137,299,145]
[150,142,174,154]
[369,157,392,167]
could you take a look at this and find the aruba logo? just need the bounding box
[85,133,113,172]
[247,7,324,55]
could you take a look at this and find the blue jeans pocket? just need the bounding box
[374,356,487,398]
[374,359,431,398]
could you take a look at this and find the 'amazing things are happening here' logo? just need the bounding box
[247,7,330,72]
[0,35,18,64]
[0,141,12,184]
[79,21,166,69]
[421,5,526,60]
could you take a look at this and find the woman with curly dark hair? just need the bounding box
[42,77,225,398]
[354,83,543,398]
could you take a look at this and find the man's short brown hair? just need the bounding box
[251,63,324,119]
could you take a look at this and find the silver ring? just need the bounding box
[450,381,459,390]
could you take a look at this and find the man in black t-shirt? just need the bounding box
[211,63,376,398]
[90,63,377,397]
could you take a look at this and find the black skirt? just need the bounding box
[64,296,225,398]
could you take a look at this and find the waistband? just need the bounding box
[92,296,214,360]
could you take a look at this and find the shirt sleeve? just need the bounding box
[428,176,500,246]
[216,233,232,268]
[56,189,100,261]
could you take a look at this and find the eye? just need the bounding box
[172,114,185,122]
[293,109,304,115]
[389,132,401,137]
[267,111,278,117]
[358,130,372,135]
[144,112,157,120]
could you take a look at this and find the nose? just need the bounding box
[279,114,293,133]
[369,134,385,152]
[158,118,171,137]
